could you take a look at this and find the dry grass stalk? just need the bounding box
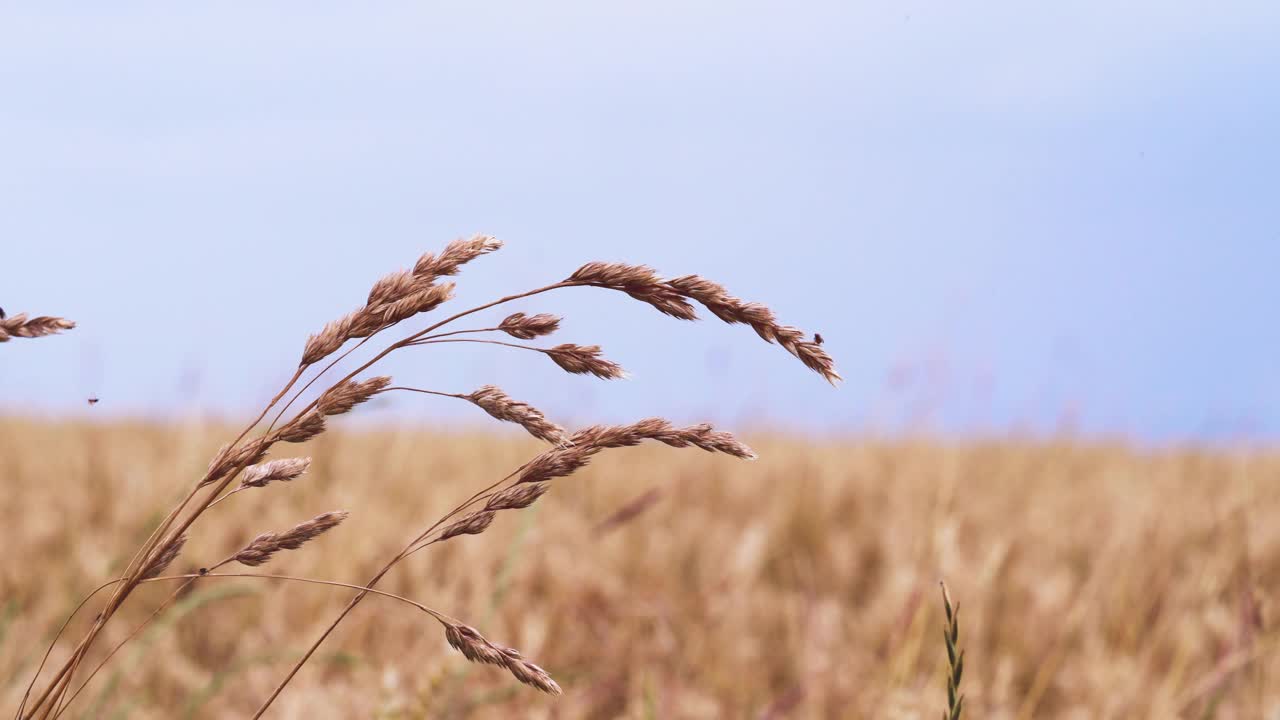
[233,512,349,567]
[466,385,567,444]
[940,581,965,720]
[238,458,312,489]
[498,312,560,339]
[20,235,836,719]
[444,624,562,695]
[0,313,75,343]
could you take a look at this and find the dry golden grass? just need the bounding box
[4,418,1278,718]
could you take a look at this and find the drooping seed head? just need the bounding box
[239,457,312,489]
[498,312,561,340]
[233,511,349,567]
[443,624,562,695]
[567,262,697,320]
[466,385,566,444]
[317,376,392,417]
[665,274,841,384]
[545,344,628,380]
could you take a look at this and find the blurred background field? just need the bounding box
[4,418,1277,718]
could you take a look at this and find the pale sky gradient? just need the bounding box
[3,3,1278,441]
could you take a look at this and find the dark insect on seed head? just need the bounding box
[814,333,824,345]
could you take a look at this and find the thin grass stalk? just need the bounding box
[941,581,965,720]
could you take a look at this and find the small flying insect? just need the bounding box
[87,396,100,406]
[814,333,824,345]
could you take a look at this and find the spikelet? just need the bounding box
[238,457,312,489]
[498,312,560,340]
[275,413,326,444]
[203,439,271,487]
[317,376,392,417]
[414,235,503,280]
[142,534,187,579]
[444,624,562,695]
[0,314,75,342]
[665,275,840,384]
[518,418,755,484]
[484,483,550,512]
[437,511,496,542]
[466,386,566,444]
[233,512,349,567]
[567,262,697,320]
[545,344,627,380]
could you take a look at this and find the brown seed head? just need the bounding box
[444,624,562,695]
[438,510,496,542]
[414,235,503,279]
[142,534,187,579]
[365,269,419,307]
[276,412,326,444]
[239,457,312,489]
[545,344,627,380]
[0,314,76,342]
[317,376,392,417]
[466,385,566,444]
[498,312,561,340]
[567,262,697,320]
[233,511,349,567]
[368,282,455,329]
[203,438,271,487]
[519,418,755,484]
[484,482,550,512]
[666,274,841,384]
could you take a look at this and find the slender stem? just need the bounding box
[406,338,545,353]
[15,579,125,719]
[383,387,467,400]
[50,569,466,719]
[51,578,199,719]
[421,327,502,340]
[24,366,309,720]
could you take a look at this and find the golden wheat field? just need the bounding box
[3,417,1277,719]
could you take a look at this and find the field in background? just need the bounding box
[2,418,1278,719]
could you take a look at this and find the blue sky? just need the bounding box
[3,2,1278,441]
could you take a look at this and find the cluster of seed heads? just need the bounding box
[21,234,837,719]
